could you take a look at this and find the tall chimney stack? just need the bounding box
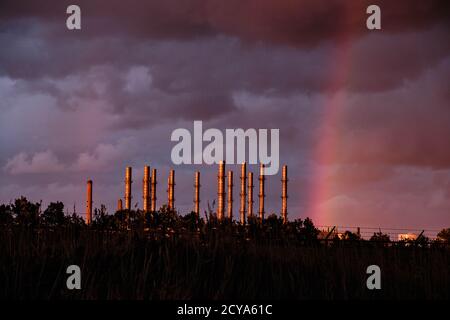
[124,167,132,210]
[168,169,175,210]
[239,162,247,224]
[117,199,123,211]
[86,180,92,225]
[247,172,254,217]
[194,171,200,217]
[281,165,288,224]
[217,161,226,220]
[227,170,233,220]
[258,164,265,221]
[143,166,150,212]
[151,168,157,212]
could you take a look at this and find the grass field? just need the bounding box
[1,224,449,300]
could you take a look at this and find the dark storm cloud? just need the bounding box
[2,22,448,106]
[333,57,450,169]
[346,25,450,92]
[1,0,448,44]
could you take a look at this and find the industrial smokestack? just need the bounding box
[227,170,233,220]
[217,161,226,220]
[258,164,265,221]
[151,168,157,212]
[86,180,92,225]
[124,167,132,210]
[117,199,123,211]
[281,165,288,224]
[194,171,200,217]
[247,172,254,217]
[168,169,175,210]
[239,162,247,224]
[143,166,150,212]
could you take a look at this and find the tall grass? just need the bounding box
[0,225,449,300]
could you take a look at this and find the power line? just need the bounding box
[315,225,442,232]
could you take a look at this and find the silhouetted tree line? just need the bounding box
[0,196,84,228]
[1,196,449,246]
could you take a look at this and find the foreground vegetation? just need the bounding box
[0,197,449,299]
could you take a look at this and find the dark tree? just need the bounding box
[342,231,362,241]
[0,204,13,226]
[289,217,319,242]
[157,205,180,230]
[370,231,390,242]
[41,202,66,227]
[12,196,41,227]
[437,228,450,242]
[265,213,283,227]
[93,205,116,230]
[66,212,86,227]
[181,211,203,231]
[302,217,320,240]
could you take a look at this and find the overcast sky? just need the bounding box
[0,0,449,230]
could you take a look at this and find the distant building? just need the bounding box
[398,233,417,241]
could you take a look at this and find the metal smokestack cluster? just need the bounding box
[281,165,288,224]
[227,170,233,220]
[86,180,92,225]
[124,167,132,210]
[239,162,247,224]
[151,169,157,212]
[247,171,254,217]
[84,163,290,225]
[258,164,265,221]
[168,169,175,210]
[143,166,150,212]
[217,161,226,220]
[194,171,200,217]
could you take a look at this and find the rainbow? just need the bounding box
[309,9,355,226]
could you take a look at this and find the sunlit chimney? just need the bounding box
[217,161,226,220]
[86,180,92,225]
[247,171,254,217]
[258,164,265,221]
[239,162,247,224]
[194,171,200,217]
[227,170,233,220]
[281,165,288,224]
[151,168,157,212]
[168,169,175,210]
[143,166,150,212]
[124,167,132,210]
